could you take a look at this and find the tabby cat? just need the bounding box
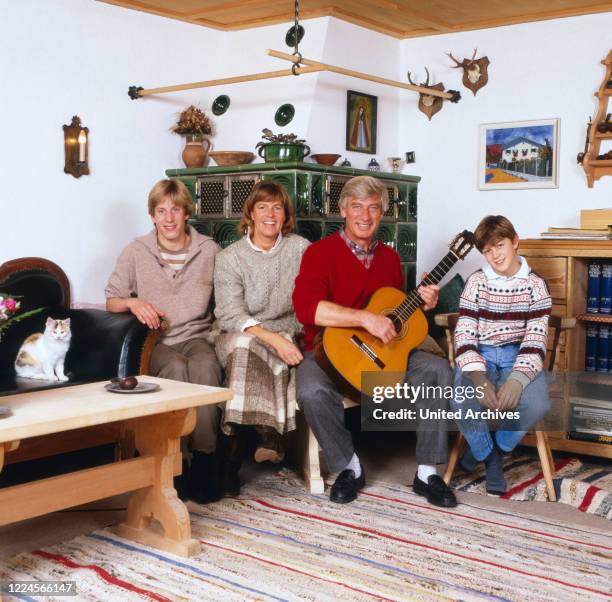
[14,317,71,381]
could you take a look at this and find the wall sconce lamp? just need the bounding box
[63,116,89,178]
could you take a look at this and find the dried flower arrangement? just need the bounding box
[171,105,213,138]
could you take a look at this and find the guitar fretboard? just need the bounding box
[393,250,461,323]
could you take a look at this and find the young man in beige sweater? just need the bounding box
[105,178,224,503]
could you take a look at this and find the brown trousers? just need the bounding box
[150,337,223,454]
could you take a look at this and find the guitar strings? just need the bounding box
[392,253,457,322]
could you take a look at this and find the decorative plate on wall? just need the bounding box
[285,24,305,47]
[274,103,295,127]
[212,95,230,116]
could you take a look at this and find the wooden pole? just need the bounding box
[266,49,455,100]
[136,65,325,97]
[129,49,458,102]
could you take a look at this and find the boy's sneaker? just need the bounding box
[484,447,507,495]
[458,447,478,473]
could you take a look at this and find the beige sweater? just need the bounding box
[105,226,220,345]
[214,233,309,335]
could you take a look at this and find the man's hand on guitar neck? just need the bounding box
[417,271,440,312]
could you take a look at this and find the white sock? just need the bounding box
[345,453,362,478]
[417,464,436,482]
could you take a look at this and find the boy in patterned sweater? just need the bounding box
[450,215,552,494]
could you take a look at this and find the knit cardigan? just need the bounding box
[292,232,403,351]
[213,233,310,335]
[454,267,552,384]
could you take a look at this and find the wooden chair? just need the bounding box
[298,397,358,494]
[436,313,576,502]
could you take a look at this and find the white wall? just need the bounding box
[1,3,611,303]
[0,0,226,304]
[399,13,612,278]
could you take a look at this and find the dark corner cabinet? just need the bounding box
[166,162,420,290]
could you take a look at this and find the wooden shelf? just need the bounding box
[522,432,612,458]
[576,372,612,387]
[582,50,612,187]
[519,240,612,460]
[576,312,612,323]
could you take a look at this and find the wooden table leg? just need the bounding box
[0,440,20,473]
[114,408,200,557]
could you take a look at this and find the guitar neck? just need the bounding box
[396,250,461,320]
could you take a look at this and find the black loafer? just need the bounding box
[330,465,365,504]
[413,474,457,508]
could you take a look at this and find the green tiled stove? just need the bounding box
[165,162,419,289]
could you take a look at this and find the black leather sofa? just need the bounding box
[0,257,154,395]
[0,257,158,469]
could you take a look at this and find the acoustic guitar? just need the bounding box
[314,231,474,397]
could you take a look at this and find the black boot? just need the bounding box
[189,450,224,504]
[174,458,191,501]
[219,433,241,497]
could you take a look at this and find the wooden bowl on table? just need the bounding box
[311,154,341,166]
[209,151,255,166]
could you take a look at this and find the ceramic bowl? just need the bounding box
[311,154,341,166]
[209,151,255,166]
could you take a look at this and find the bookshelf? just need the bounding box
[519,239,612,459]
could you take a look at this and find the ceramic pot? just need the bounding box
[182,135,212,168]
[258,142,310,163]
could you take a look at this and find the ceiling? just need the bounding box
[99,0,612,38]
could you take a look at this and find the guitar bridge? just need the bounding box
[350,335,386,369]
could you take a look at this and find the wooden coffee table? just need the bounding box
[0,377,232,557]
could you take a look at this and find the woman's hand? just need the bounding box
[270,334,304,366]
[245,325,304,366]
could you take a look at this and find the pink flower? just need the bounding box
[4,298,17,312]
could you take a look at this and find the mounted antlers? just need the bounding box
[407,68,445,121]
[447,48,490,95]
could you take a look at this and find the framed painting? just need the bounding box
[346,91,377,154]
[478,118,560,190]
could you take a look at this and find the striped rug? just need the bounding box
[1,470,610,601]
[451,455,612,519]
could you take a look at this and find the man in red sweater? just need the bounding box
[293,175,456,507]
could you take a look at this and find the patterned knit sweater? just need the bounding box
[454,262,551,384]
[213,233,310,335]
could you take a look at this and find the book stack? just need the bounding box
[540,227,612,240]
[540,208,612,239]
[586,324,611,372]
[585,261,612,372]
[569,396,612,445]
[587,262,612,314]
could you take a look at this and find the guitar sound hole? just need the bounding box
[388,313,402,334]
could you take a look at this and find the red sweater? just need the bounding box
[292,232,403,351]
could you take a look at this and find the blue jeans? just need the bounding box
[450,344,550,461]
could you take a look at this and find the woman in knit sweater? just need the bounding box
[213,181,309,492]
